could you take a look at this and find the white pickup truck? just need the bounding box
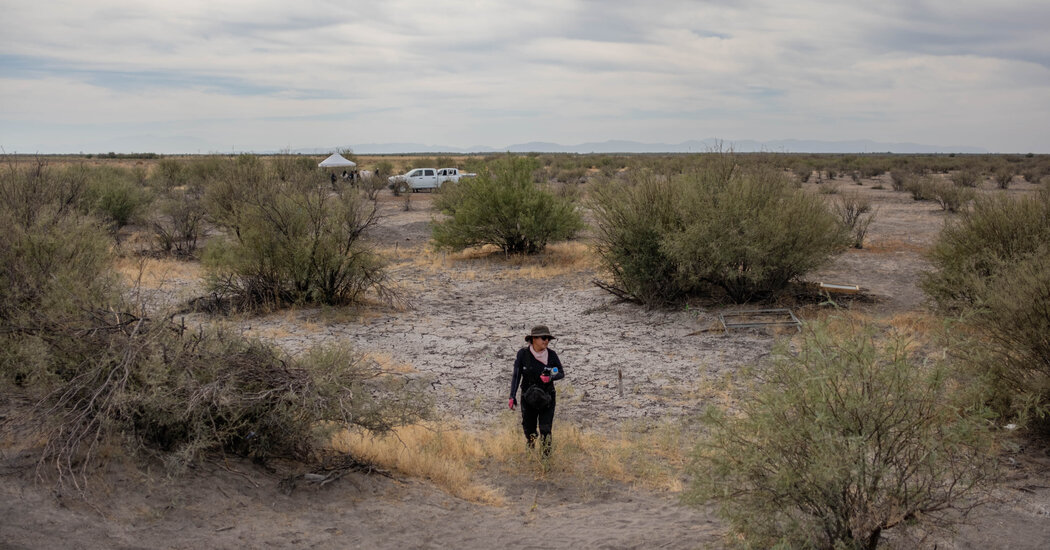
[388,167,476,193]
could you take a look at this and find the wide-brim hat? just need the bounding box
[525,325,555,342]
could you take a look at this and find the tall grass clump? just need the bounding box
[685,322,996,550]
[592,160,847,305]
[431,156,584,254]
[203,155,389,309]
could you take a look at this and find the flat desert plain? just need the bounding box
[3,173,1049,549]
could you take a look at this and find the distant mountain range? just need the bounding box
[296,139,988,155]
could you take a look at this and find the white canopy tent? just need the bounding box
[318,153,356,168]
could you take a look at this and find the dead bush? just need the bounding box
[833,192,877,248]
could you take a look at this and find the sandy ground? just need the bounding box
[3,176,1050,549]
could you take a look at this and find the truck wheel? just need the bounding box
[396,182,409,194]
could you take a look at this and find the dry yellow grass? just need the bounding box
[379,241,597,282]
[363,351,418,374]
[113,256,202,289]
[332,415,693,505]
[861,239,930,254]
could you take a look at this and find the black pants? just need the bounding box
[521,393,556,455]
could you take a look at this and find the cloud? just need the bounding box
[1,1,1048,152]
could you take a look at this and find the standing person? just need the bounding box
[509,325,566,456]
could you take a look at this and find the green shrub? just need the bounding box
[590,171,688,305]
[155,158,186,190]
[0,161,117,328]
[78,165,152,230]
[962,247,1050,424]
[685,323,996,550]
[904,175,936,201]
[94,175,149,229]
[203,161,387,309]
[923,189,1050,425]
[889,170,912,192]
[1,159,428,488]
[593,162,847,304]
[929,179,975,212]
[994,169,1014,189]
[922,189,1050,310]
[950,169,981,188]
[431,156,584,254]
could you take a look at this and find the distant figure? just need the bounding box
[342,169,349,181]
[331,172,337,185]
[508,325,566,457]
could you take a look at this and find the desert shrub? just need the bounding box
[889,170,912,192]
[358,172,387,200]
[12,309,429,486]
[92,174,150,229]
[668,167,846,302]
[203,156,388,309]
[0,161,117,329]
[905,175,936,201]
[1,159,428,488]
[923,189,1050,425]
[373,160,394,180]
[76,165,152,230]
[795,167,813,183]
[149,190,207,256]
[271,153,316,182]
[590,171,688,305]
[993,169,1014,189]
[431,156,584,254]
[833,192,876,248]
[929,179,975,212]
[1021,169,1041,184]
[959,247,1050,425]
[154,158,186,190]
[551,166,587,183]
[593,163,847,304]
[685,323,996,550]
[922,188,1050,310]
[818,182,840,195]
[950,169,981,188]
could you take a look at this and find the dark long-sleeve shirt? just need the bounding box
[509,347,565,401]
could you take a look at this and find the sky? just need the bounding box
[2,0,1049,154]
